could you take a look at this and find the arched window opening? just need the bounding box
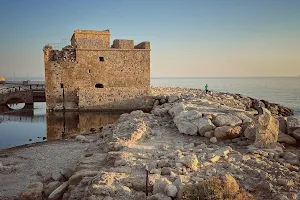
[95,83,104,88]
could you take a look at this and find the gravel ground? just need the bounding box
[0,139,90,198]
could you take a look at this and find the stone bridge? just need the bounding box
[0,84,46,107]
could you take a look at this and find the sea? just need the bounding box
[0,77,299,149]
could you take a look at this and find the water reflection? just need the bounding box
[0,103,121,149]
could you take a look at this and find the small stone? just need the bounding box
[210,137,217,143]
[277,178,294,187]
[44,181,61,197]
[52,171,63,181]
[164,184,178,197]
[161,167,171,175]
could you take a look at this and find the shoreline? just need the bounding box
[1,86,300,200]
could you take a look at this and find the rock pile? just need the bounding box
[15,87,300,200]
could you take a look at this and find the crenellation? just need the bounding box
[134,41,150,49]
[111,39,134,49]
[43,29,151,111]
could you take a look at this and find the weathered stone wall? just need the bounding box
[44,30,151,111]
[78,87,153,111]
[75,49,150,87]
[71,30,110,49]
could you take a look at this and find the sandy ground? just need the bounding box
[0,139,90,198]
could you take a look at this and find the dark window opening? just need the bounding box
[99,57,104,62]
[88,69,91,73]
[60,83,64,88]
[95,83,104,88]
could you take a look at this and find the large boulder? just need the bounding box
[254,108,279,148]
[174,110,202,135]
[192,118,216,135]
[214,126,242,139]
[232,112,253,124]
[175,121,198,135]
[168,102,186,117]
[276,116,287,134]
[278,131,297,145]
[212,114,242,127]
[244,123,256,140]
[287,117,300,134]
[292,128,300,141]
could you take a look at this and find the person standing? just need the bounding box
[205,84,209,94]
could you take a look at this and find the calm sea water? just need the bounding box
[0,77,299,149]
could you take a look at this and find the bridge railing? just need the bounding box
[4,80,45,85]
[0,84,45,94]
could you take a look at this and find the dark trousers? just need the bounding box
[206,90,208,94]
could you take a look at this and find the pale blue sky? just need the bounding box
[0,0,299,78]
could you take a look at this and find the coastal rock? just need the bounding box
[210,137,218,143]
[212,114,242,127]
[254,108,279,148]
[175,121,198,135]
[168,102,186,117]
[244,123,256,140]
[44,181,61,197]
[48,181,69,200]
[153,178,171,195]
[233,112,253,124]
[214,126,242,139]
[19,182,43,200]
[192,118,216,135]
[292,128,300,141]
[276,116,288,134]
[278,131,297,145]
[177,154,198,170]
[164,184,178,197]
[287,117,300,134]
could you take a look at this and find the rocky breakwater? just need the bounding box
[17,87,300,200]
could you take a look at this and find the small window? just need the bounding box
[99,57,104,62]
[95,83,104,88]
[88,69,91,73]
[60,83,64,88]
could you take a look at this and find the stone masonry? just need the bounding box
[43,30,152,111]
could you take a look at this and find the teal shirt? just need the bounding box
[205,85,208,90]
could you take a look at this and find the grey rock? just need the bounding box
[192,118,216,135]
[212,114,242,127]
[292,128,300,141]
[153,178,171,195]
[48,181,69,200]
[214,126,242,139]
[210,137,217,143]
[44,181,61,197]
[244,123,256,140]
[168,102,186,117]
[51,171,63,181]
[164,184,178,197]
[278,131,297,144]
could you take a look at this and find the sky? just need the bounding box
[0,0,299,78]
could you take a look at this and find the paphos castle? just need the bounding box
[43,30,152,111]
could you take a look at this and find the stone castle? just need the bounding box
[43,30,152,111]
